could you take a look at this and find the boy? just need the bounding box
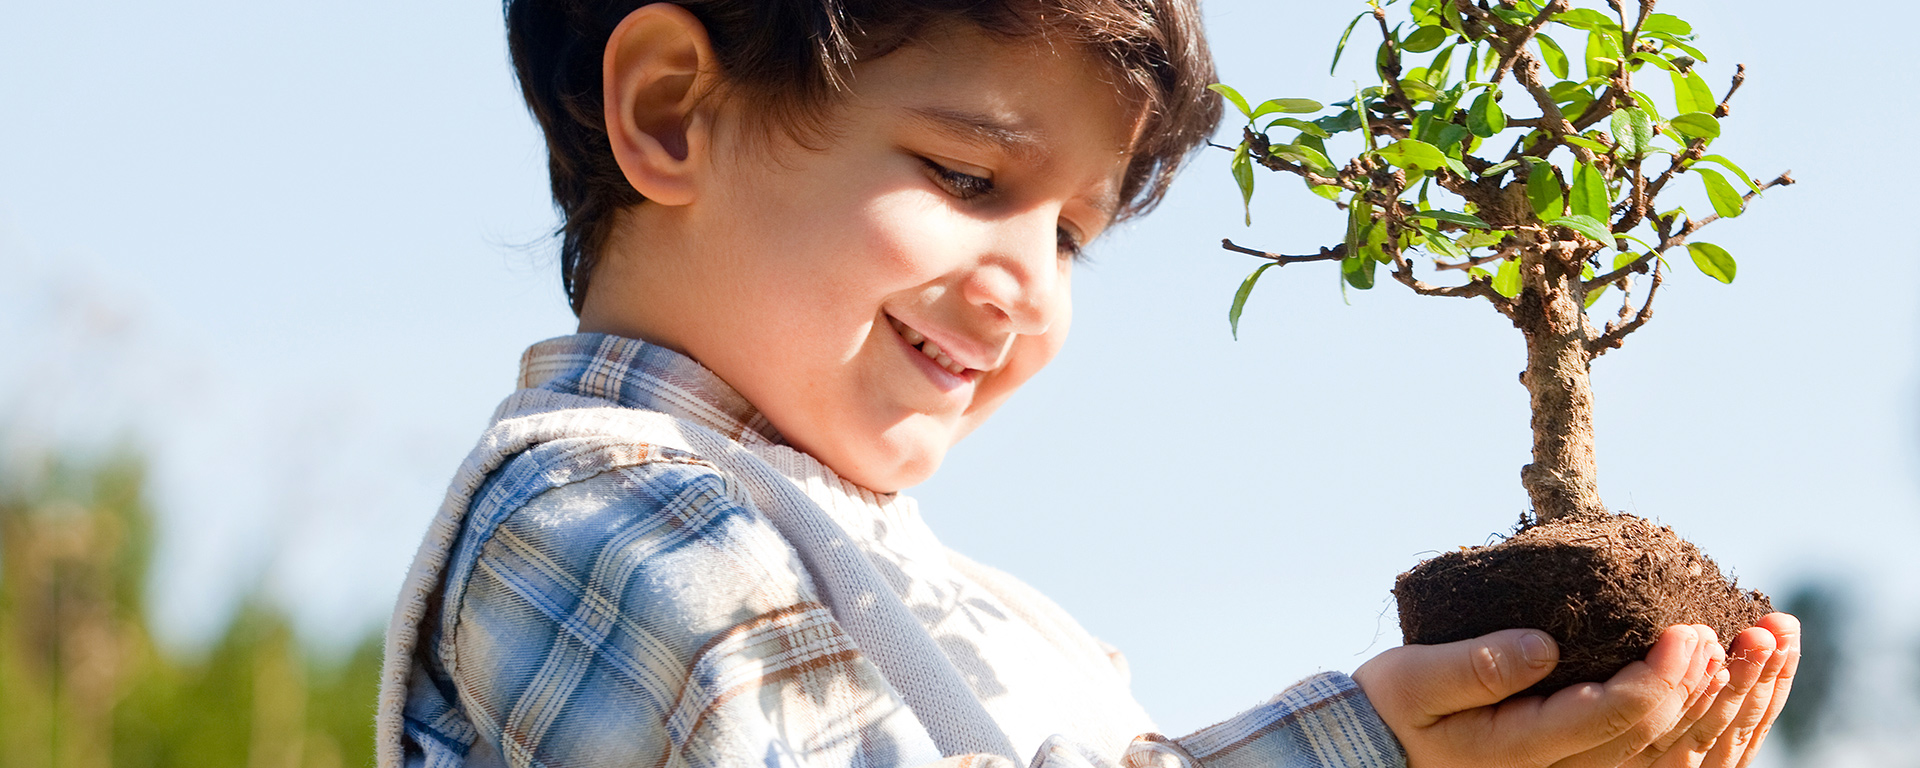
[377,1,1799,766]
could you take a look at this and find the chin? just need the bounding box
[836,428,951,494]
[848,447,942,494]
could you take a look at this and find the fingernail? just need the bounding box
[1522,632,1555,668]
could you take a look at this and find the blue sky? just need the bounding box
[4,0,1917,757]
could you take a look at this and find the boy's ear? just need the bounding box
[602,4,718,207]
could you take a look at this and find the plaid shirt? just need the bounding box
[379,334,1405,768]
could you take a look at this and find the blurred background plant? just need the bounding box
[0,445,382,768]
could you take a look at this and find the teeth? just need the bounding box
[890,315,969,376]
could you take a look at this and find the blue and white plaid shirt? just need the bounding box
[379,334,1405,768]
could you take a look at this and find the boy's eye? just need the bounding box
[920,158,993,200]
[1057,226,1086,261]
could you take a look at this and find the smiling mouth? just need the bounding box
[887,315,971,377]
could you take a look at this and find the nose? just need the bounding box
[961,208,1068,336]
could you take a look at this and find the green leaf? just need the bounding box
[1609,107,1654,159]
[1585,29,1621,80]
[1641,13,1693,37]
[1695,168,1745,218]
[1556,8,1622,32]
[1671,70,1715,115]
[1425,122,1470,153]
[1264,117,1331,138]
[1697,154,1760,193]
[1377,139,1452,174]
[1346,197,1375,257]
[1493,258,1523,298]
[1332,12,1367,75]
[1688,241,1736,283]
[1479,159,1520,178]
[1228,262,1275,339]
[1547,214,1615,244]
[1570,161,1610,220]
[1630,51,1676,72]
[1399,78,1444,103]
[1403,25,1449,53]
[1310,183,1343,200]
[1425,232,1467,258]
[1670,112,1722,139]
[1252,98,1325,118]
[1537,34,1571,80]
[1230,142,1255,225]
[1426,46,1456,87]
[1270,142,1336,175]
[1343,255,1377,290]
[1411,210,1491,229]
[1613,251,1643,270]
[1467,91,1507,137]
[1314,110,1364,135]
[1562,134,1611,154]
[1630,90,1666,121]
[1209,84,1252,118]
[1583,282,1609,308]
[1525,159,1564,219]
[1457,229,1508,249]
[1659,37,1709,62]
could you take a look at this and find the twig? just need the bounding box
[1372,8,1421,120]
[1714,64,1747,118]
[1585,172,1795,289]
[1590,259,1662,356]
[1390,251,1512,313]
[1434,247,1519,272]
[1221,239,1349,265]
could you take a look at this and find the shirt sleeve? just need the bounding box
[431,459,1404,768]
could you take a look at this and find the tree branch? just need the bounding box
[1490,0,1570,86]
[1584,172,1795,290]
[1511,50,1595,165]
[1221,239,1349,266]
[1434,246,1519,272]
[1589,258,1662,357]
[1390,250,1513,315]
[1241,131,1353,189]
[1372,8,1422,120]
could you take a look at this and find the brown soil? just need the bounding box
[1393,511,1773,698]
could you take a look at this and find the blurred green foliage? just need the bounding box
[0,448,381,768]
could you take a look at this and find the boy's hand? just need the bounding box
[1352,619,1795,768]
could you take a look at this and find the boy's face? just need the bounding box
[634,26,1139,492]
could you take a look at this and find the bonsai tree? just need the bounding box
[1212,0,1786,693]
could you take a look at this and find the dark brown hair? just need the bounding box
[506,0,1222,314]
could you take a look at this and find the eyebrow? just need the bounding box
[904,106,1122,223]
[905,106,1049,165]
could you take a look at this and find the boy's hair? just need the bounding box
[506,0,1223,314]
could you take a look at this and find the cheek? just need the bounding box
[961,292,1072,434]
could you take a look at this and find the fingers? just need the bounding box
[1699,622,1785,768]
[1731,614,1801,768]
[1631,630,1728,766]
[1547,625,1721,768]
[1355,628,1561,726]
[1639,633,1764,768]
[1740,614,1801,768]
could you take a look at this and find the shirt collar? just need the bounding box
[518,333,786,448]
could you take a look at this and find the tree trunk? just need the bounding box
[1516,242,1606,522]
